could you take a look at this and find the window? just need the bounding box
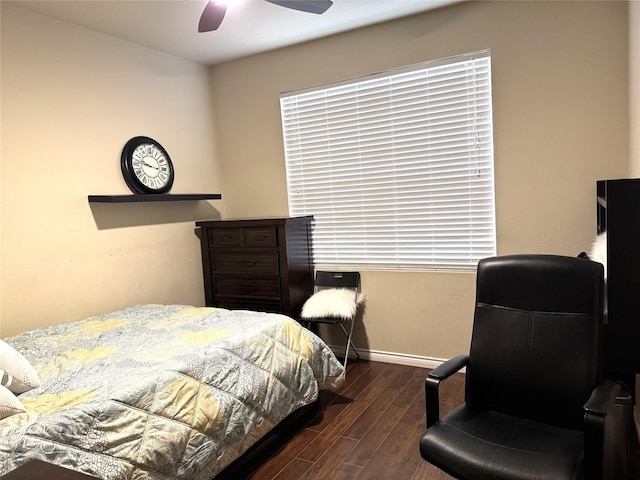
[281,50,495,271]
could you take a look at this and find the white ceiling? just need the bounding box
[6,0,461,65]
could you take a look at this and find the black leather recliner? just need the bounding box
[420,254,621,480]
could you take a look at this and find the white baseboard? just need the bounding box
[329,344,452,370]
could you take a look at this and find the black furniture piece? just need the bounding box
[196,216,314,317]
[596,179,640,377]
[420,254,621,480]
[595,179,640,469]
[300,271,361,369]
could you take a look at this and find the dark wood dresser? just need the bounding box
[196,216,314,317]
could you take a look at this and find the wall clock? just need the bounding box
[121,136,174,194]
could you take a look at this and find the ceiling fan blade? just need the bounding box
[198,1,227,32]
[264,0,333,15]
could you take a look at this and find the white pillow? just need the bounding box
[0,339,40,394]
[0,384,26,419]
[590,233,607,280]
[301,288,365,319]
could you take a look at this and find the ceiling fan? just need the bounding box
[198,0,334,32]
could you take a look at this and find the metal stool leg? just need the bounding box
[339,317,359,370]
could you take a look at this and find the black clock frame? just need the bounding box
[121,136,175,194]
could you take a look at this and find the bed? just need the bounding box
[0,304,345,479]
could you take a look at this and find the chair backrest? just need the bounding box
[314,271,360,290]
[467,254,604,431]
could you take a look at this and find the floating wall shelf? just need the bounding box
[88,194,222,204]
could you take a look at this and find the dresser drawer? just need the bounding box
[214,299,283,314]
[213,252,280,274]
[215,278,281,298]
[244,228,278,247]
[209,229,241,247]
[208,227,278,248]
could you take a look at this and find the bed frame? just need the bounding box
[214,400,320,480]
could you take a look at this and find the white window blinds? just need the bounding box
[281,50,496,270]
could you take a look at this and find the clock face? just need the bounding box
[121,136,174,194]
[131,143,171,191]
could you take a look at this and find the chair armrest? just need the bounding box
[583,379,621,416]
[583,379,622,480]
[425,355,469,428]
[429,354,469,380]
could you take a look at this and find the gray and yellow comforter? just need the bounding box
[0,304,345,479]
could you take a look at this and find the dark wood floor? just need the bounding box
[250,360,461,480]
[250,359,640,480]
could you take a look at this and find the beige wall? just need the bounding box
[211,1,629,360]
[631,0,640,176]
[0,4,226,337]
[0,0,3,335]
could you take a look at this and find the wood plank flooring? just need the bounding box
[250,360,462,480]
[251,360,640,480]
